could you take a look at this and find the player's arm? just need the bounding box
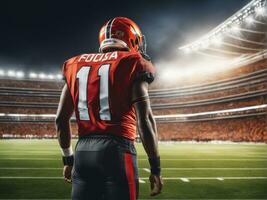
[55,83,74,183]
[132,80,163,196]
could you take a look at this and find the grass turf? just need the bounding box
[0,140,266,199]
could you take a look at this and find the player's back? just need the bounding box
[63,50,155,140]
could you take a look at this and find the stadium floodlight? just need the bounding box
[230,24,240,34]
[47,74,55,79]
[255,6,266,15]
[39,73,46,79]
[56,74,63,79]
[7,70,16,77]
[16,71,24,78]
[29,72,38,78]
[245,16,254,24]
[0,69,4,76]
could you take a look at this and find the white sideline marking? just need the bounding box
[0,176,266,180]
[180,178,190,182]
[0,167,267,171]
[217,177,224,181]
[0,167,61,170]
[139,177,267,180]
[139,179,146,183]
[1,199,266,200]
[160,167,267,170]
[0,158,58,160]
[138,158,267,161]
[1,158,266,161]
[143,168,150,173]
[0,176,63,179]
[0,199,265,200]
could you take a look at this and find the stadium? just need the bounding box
[0,0,266,199]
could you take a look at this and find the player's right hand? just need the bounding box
[149,174,163,196]
[63,165,72,183]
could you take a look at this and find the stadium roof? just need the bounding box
[179,0,267,60]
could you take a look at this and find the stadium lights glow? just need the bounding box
[47,74,55,79]
[212,36,223,46]
[39,73,46,79]
[7,70,16,77]
[0,69,63,81]
[255,6,266,15]
[56,74,63,79]
[161,68,178,81]
[185,48,192,54]
[29,72,38,78]
[231,24,241,34]
[16,71,24,78]
[245,16,254,24]
[0,113,57,118]
[179,0,266,53]
[201,41,210,49]
[156,55,246,83]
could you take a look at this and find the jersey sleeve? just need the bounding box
[132,56,156,84]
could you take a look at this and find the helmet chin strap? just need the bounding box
[99,38,129,53]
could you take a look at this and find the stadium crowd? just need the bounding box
[0,58,266,142]
[158,116,267,142]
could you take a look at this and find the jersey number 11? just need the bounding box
[76,64,111,121]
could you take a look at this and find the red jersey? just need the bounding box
[63,51,155,140]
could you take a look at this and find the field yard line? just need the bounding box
[0,158,58,160]
[161,167,267,170]
[139,179,146,183]
[138,177,267,180]
[138,158,267,161]
[0,167,267,170]
[1,158,266,161]
[0,176,266,180]
[2,154,266,159]
[180,178,190,182]
[0,199,266,200]
[0,167,61,170]
[143,168,150,173]
[0,176,63,179]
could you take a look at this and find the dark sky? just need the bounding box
[0,0,250,73]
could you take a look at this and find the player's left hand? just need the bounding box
[63,165,72,183]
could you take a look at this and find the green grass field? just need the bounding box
[0,140,266,199]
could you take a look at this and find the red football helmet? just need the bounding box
[99,17,147,55]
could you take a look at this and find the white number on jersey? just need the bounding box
[76,64,111,121]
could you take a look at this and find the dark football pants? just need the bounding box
[71,134,139,200]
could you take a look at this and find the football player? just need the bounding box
[56,17,163,200]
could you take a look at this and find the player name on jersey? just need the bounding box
[78,52,118,63]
